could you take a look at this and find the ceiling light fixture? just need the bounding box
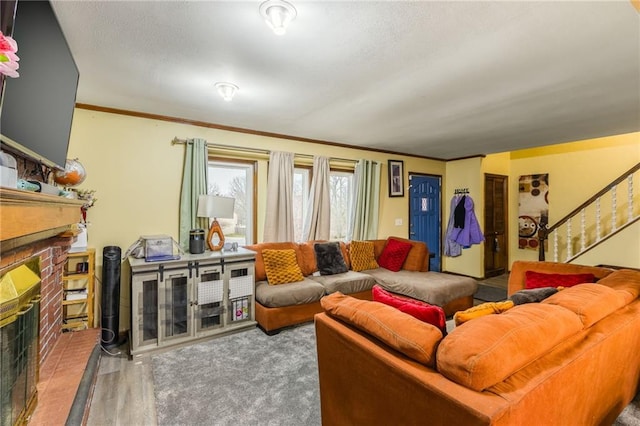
[214,82,239,102]
[259,0,297,36]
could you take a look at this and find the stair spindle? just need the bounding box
[566,219,572,261]
[596,197,601,241]
[628,174,634,223]
[580,208,586,251]
[611,185,617,232]
[553,231,558,262]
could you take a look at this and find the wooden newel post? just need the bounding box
[537,220,548,261]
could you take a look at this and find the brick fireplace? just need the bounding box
[0,187,84,424]
[1,236,74,362]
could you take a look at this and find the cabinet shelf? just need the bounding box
[63,273,91,280]
[62,299,88,306]
[62,248,95,331]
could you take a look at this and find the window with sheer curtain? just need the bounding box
[293,167,354,242]
[207,160,256,245]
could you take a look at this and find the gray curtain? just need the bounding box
[179,138,209,250]
[263,151,295,242]
[348,159,381,241]
[302,156,330,241]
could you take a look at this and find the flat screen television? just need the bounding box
[0,0,79,171]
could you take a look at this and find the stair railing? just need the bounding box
[538,162,640,262]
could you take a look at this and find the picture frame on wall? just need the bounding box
[388,159,404,197]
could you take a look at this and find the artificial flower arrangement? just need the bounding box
[73,188,97,223]
[0,31,19,78]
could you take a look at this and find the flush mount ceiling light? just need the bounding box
[259,0,297,36]
[214,82,239,102]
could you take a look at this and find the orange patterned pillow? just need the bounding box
[349,241,379,272]
[262,249,304,285]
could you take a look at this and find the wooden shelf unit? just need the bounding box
[62,248,95,331]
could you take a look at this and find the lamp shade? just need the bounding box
[197,195,235,219]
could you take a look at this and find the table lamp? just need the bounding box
[197,195,235,251]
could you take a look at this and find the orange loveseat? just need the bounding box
[245,237,476,334]
[315,261,640,425]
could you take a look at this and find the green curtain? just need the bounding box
[179,138,209,250]
[348,159,381,241]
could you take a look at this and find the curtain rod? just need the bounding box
[171,137,357,164]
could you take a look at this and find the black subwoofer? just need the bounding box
[101,245,121,348]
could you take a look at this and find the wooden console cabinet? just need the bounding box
[128,248,256,355]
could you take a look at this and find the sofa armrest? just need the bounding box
[314,313,509,425]
[508,261,614,295]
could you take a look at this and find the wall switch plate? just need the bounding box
[395,218,403,226]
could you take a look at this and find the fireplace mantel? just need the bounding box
[0,187,84,252]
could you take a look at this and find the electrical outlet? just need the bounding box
[394,218,403,226]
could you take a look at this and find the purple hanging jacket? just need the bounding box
[448,195,484,247]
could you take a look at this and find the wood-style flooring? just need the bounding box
[87,345,156,426]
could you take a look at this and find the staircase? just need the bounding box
[538,162,640,263]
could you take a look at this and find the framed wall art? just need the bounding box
[388,160,404,197]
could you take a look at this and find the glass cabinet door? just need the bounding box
[132,272,159,349]
[194,264,224,334]
[160,271,192,342]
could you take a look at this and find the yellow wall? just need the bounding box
[508,132,640,267]
[443,157,484,277]
[67,107,639,330]
[67,108,446,329]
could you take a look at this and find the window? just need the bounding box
[329,171,354,241]
[293,167,310,242]
[292,166,354,242]
[207,160,255,245]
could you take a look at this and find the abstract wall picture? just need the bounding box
[518,174,549,250]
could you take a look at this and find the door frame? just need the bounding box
[408,172,443,271]
[483,173,509,278]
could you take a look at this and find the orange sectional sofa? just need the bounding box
[315,261,640,425]
[245,237,476,334]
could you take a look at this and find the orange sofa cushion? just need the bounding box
[596,269,640,302]
[437,303,583,391]
[244,242,300,282]
[320,292,443,368]
[542,283,631,328]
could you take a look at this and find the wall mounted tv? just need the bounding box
[0,0,79,171]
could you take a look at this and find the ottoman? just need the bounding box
[364,269,478,316]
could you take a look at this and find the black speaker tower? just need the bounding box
[101,246,122,349]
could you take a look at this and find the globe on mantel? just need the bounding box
[53,158,87,186]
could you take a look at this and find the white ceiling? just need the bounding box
[51,1,640,160]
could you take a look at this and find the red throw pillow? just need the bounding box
[372,285,446,334]
[377,238,412,272]
[525,271,596,289]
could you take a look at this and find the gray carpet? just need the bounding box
[152,323,639,425]
[474,283,508,302]
[152,324,320,426]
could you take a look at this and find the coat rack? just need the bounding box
[454,188,469,195]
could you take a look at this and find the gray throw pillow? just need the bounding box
[314,242,348,276]
[509,286,559,305]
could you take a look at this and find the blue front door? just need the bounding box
[409,174,442,271]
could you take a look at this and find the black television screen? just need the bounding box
[0,0,79,171]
